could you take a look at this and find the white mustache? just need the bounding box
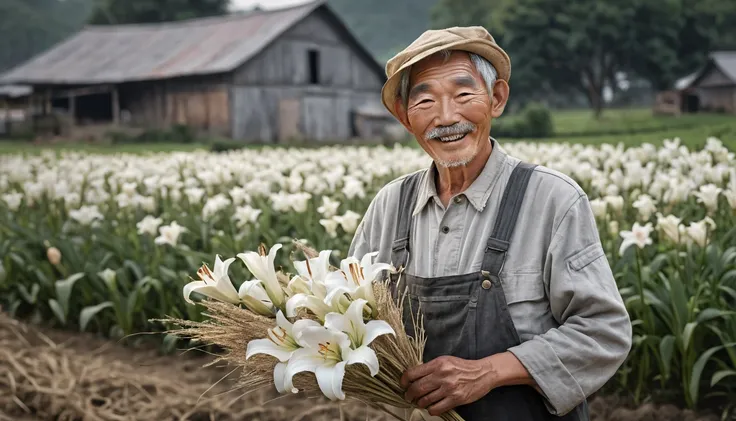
[425,122,476,140]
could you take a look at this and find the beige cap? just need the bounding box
[381,26,511,120]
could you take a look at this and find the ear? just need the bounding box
[393,98,413,132]
[490,79,510,118]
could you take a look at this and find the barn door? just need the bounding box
[278,99,301,143]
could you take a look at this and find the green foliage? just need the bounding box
[492,102,554,138]
[328,0,441,63]
[0,0,92,72]
[88,0,229,25]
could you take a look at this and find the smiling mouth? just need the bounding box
[436,133,468,143]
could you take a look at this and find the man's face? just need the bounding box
[396,51,507,168]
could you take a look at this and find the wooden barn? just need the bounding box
[654,51,736,116]
[0,0,396,143]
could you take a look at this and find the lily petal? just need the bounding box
[363,263,393,284]
[286,293,329,319]
[273,361,298,394]
[316,361,346,401]
[246,338,294,362]
[213,255,239,296]
[363,319,395,346]
[183,281,239,305]
[344,345,380,377]
[323,285,353,307]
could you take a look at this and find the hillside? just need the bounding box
[328,0,439,62]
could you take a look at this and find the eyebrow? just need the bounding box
[453,75,478,89]
[408,83,431,100]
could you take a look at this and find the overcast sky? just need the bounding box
[230,0,313,10]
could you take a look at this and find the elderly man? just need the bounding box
[348,27,632,421]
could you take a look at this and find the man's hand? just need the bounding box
[400,352,538,416]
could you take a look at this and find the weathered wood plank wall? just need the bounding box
[121,77,231,135]
[230,8,385,142]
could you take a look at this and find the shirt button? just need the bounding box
[482,279,492,290]
[453,196,464,204]
[441,225,450,234]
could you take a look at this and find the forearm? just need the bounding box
[481,351,537,389]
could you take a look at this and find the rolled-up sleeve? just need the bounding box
[507,195,633,415]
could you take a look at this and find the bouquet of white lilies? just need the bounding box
[162,241,463,421]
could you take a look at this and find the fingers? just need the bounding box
[415,386,447,409]
[401,357,446,387]
[404,373,441,403]
[427,396,456,416]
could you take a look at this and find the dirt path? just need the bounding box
[0,312,725,421]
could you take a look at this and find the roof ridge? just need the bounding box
[83,0,323,31]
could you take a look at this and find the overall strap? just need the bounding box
[482,162,538,276]
[391,170,425,271]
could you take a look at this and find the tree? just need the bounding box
[0,0,92,73]
[89,0,230,25]
[501,0,657,116]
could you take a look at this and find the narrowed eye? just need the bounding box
[458,92,472,97]
[417,99,433,105]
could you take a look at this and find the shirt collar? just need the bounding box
[412,137,508,216]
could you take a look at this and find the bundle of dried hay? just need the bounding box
[156,241,464,421]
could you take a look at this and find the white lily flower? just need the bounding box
[285,309,393,401]
[619,222,654,256]
[245,311,320,394]
[632,194,657,221]
[183,255,274,316]
[685,217,716,248]
[237,244,286,310]
[693,184,722,213]
[184,256,241,305]
[589,198,608,220]
[324,299,394,375]
[323,252,393,310]
[655,213,682,243]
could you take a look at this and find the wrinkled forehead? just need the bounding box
[408,50,482,87]
[406,50,484,96]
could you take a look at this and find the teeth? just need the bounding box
[439,133,465,142]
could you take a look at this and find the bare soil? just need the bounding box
[0,312,726,421]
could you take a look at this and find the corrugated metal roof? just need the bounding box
[0,1,327,85]
[711,51,736,82]
[0,85,32,98]
[679,51,736,90]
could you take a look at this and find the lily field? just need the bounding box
[1,136,736,418]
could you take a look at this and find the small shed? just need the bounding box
[0,0,395,143]
[655,52,736,116]
[0,85,32,137]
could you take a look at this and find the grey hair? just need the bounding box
[397,50,498,109]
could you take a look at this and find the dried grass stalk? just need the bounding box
[156,241,464,421]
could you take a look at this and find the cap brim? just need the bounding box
[381,39,510,121]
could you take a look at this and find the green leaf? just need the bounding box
[718,286,736,302]
[721,269,736,284]
[124,260,145,281]
[48,299,66,325]
[55,272,85,315]
[711,370,736,387]
[667,274,689,332]
[683,322,698,351]
[79,302,114,331]
[697,308,734,323]
[659,335,675,380]
[160,333,179,354]
[17,283,40,304]
[691,343,736,405]
[649,253,670,274]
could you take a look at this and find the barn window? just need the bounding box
[308,49,320,85]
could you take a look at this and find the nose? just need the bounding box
[436,96,460,127]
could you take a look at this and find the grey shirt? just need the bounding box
[349,138,632,416]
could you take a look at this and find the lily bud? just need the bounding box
[47,247,62,265]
